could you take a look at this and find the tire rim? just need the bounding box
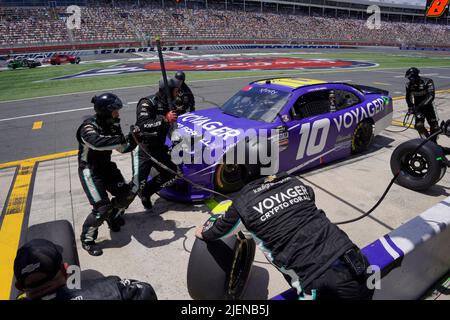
[221,165,244,185]
[403,152,430,177]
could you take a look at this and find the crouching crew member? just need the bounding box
[405,67,440,143]
[14,239,157,300]
[196,172,374,300]
[77,93,136,256]
[131,77,179,210]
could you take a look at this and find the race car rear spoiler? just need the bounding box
[351,84,389,97]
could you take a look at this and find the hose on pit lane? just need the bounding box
[385,112,414,133]
[132,129,442,226]
[131,131,232,200]
[333,129,442,225]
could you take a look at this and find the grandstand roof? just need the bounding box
[324,0,424,10]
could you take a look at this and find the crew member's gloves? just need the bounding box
[175,96,183,107]
[440,120,450,137]
[129,125,143,143]
[165,111,178,124]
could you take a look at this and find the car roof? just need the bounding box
[252,77,327,91]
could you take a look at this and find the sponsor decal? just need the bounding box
[426,0,449,18]
[252,186,312,222]
[294,97,386,161]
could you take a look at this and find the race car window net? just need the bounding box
[334,90,361,111]
[292,90,331,119]
[219,87,290,123]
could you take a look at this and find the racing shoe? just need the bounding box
[81,241,103,256]
[115,214,125,226]
[141,198,153,211]
[441,146,450,155]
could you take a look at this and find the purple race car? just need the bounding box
[159,77,393,202]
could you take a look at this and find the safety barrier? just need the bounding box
[400,47,450,52]
[271,196,450,300]
[0,43,348,60]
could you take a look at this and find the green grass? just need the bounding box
[1,52,449,102]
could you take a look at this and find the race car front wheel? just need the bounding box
[352,120,374,154]
[214,164,247,194]
[390,139,447,191]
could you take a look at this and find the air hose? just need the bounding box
[131,131,231,200]
[333,129,442,225]
[132,127,443,226]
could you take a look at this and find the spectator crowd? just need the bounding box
[0,5,449,47]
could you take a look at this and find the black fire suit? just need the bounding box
[19,276,157,300]
[131,94,178,203]
[201,172,373,300]
[406,77,439,142]
[77,116,136,243]
[177,82,195,114]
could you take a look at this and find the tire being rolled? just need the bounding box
[25,220,80,267]
[390,139,446,191]
[187,236,255,300]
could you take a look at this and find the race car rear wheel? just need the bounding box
[390,139,447,191]
[214,164,247,194]
[187,236,255,300]
[352,120,374,154]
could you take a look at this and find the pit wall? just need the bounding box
[271,196,450,300]
[0,43,350,59]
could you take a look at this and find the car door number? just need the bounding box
[296,118,330,160]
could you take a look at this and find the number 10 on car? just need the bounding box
[296,119,330,160]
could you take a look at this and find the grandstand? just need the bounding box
[0,0,449,51]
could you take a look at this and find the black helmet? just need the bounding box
[158,76,182,91]
[405,67,420,80]
[91,93,123,117]
[175,71,185,82]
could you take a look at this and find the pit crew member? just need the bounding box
[196,172,374,300]
[14,239,157,300]
[405,67,439,143]
[131,77,180,210]
[77,93,136,256]
[174,70,195,113]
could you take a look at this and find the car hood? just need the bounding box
[174,108,275,152]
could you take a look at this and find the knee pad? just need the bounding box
[93,200,112,211]
[415,122,425,131]
[113,190,136,210]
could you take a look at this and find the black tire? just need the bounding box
[187,236,256,300]
[51,61,56,65]
[214,164,247,194]
[390,139,447,191]
[75,59,80,64]
[25,220,80,267]
[351,120,374,154]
